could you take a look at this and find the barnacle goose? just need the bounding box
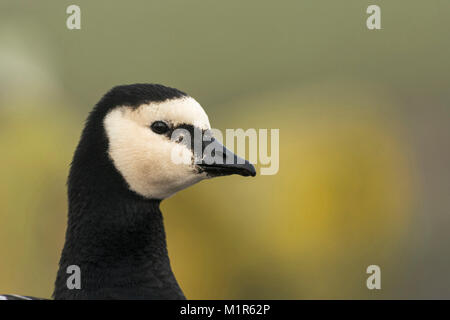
[1,84,255,300]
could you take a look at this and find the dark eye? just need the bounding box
[151,121,169,134]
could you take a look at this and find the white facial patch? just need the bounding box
[125,96,211,130]
[104,97,210,199]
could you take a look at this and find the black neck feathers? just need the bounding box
[53,189,184,299]
[53,84,187,300]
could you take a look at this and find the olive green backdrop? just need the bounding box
[1,0,449,299]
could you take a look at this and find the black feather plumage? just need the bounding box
[52,84,187,299]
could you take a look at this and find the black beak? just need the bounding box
[197,138,256,177]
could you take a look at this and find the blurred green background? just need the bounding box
[1,0,449,299]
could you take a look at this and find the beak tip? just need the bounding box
[248,164,257,177]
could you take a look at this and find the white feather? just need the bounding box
[104,97,210,199]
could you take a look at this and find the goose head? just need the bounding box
[73,84,256,200]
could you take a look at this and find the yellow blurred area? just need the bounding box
[0,102,78,295]
[1,0,449,299]
[165,84,415,299]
